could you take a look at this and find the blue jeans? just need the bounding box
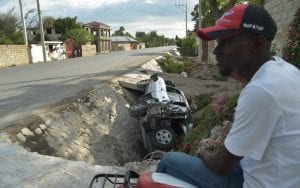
[156,152,243,188]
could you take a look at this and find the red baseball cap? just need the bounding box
[197,3,277,41]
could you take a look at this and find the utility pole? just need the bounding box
[36,0,47,62]
[175,0,188,38]
[198,0,202,63]
[19,0,28,45]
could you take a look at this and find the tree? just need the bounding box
[177,35,197,57]
[136,31,147,39]
[64,28,92,45]
[191,0,266,62]
[0,8,24,44]
[112,26,134,37]
[43,16,55,27]
[135,31,175,48]
[113,26,125,36]
[54,17,81,35]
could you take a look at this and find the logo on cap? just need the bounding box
[242,23,264,31]
[219,10,234,23]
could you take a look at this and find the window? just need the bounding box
[49,45,54,52]
[46,28,52,34]
[30,31,36,35]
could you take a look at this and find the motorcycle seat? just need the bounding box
[137,172,197,188]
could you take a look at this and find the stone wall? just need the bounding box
[264,0,300,56]
[82,45,96,57]
[206,1,300,64]
[208,41,217,65]
[0,45,30,68]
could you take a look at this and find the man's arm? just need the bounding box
[197,146,243,176]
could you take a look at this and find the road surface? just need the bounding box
[0,46,174,129]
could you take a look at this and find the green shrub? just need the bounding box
[177,35,197,57]
[194,94,213,111]
[283,8,300,68]
[181,94,239,154]
[157,55,185,73]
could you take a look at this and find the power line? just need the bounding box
[18,0,28,45]
[175,0,187,38]
[36,0,46,62]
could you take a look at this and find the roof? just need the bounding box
[44,41,63,44]
[111,36,138,43]
[83,21,110,29]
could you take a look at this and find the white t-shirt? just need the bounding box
[225,56,300,188]
[148,76,170,102]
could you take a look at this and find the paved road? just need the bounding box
[0,46,174,129]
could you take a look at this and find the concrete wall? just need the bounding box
[264,0,300,56]
[82,45,96,57]
[0,45,30,68]
[111,42,138,51]
[111,43,129,51]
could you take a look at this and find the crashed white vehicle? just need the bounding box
[130,74,193,152]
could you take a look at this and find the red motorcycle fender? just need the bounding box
[137,172,197,188]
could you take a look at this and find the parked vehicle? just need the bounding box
[130,74,193,153]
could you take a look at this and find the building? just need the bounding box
[83,21,111,54]
[111,36,140,51]
[26,26,62,43]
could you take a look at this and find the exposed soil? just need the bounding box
[1,60,242,167]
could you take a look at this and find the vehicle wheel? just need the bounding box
[150,125,176,151]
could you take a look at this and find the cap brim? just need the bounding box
[197,25,242,41]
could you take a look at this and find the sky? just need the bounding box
[0,0,200,38]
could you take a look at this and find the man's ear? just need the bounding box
[253,35,266,53]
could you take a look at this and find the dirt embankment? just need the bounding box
[1,60,242,168]
[3,79,143,166]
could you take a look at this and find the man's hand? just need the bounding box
[196,148,208,158]
[195,146,243,176]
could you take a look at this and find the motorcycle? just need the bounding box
[129,74,193,153]
[89,170,197,188]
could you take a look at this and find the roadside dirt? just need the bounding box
[1,59,242,167]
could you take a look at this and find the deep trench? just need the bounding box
[7,82,147,166]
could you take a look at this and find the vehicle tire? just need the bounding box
[150,125,176,151]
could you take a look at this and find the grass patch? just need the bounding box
[180,94,239,154]
[194,94,213,111]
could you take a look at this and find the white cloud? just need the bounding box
[144,0,153,4]
[0,0,199,38]
[64,0,131,9]
[110,15,195,38]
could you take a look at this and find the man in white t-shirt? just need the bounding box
[156,3,300,188]
[147,74,170,102]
